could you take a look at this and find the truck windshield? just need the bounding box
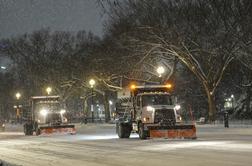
[35,101,60,112]
[142,94,172,107]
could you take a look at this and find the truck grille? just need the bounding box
[154,109,175,125]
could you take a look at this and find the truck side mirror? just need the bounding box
[174,96,178,104]
[136,96,140,107]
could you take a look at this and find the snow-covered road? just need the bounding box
[0,124,252,166]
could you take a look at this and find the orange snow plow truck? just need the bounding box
[23,96,76,136]
[115,84,196,139]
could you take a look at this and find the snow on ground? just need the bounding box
[0,123,252,166]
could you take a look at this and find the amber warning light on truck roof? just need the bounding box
[165,83,172,89]
[130,84,136,90]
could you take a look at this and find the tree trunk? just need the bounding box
[103,93,110,123]
[207,93,216,122]
[246,86,251,118]
[204,84,217,122]
[84,98,89,117]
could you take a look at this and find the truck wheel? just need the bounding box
[117,123,124,138]
[24,123,33,136]
[24,124,28,135]
[123,124,131,138]
[36,128,41,136]
[138,123,148,140]
[29,128,33,135]
[118,123,131,138]
[34,122,40,136]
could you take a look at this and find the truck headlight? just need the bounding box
[174,105,181,110]
[40,109,48,116]
[63,118,68,123]
[60,109,66,114]
[147,106,155,112]
[143,117,150,122]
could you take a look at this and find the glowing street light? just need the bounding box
[89,79,96,88]
[46,87,52,95]
[15,92,21,123]
[15,92,21,100]
[224,95,235,109]
[89,79,96,123]
[109,100,113,120]
[157,66,165,77]
[230,94,234,108]
[157,66,165,84]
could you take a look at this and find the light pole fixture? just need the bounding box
[109,100,113,121]
[15,92,21,123]
[89,79,96,88]
[157,66,165,77]
[89,79,96,123]
[46,87,52,95]
[231,94,234,108]
[15,92,21,100]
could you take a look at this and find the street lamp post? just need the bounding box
[46,87,52,95]
[15,92,21,124]
[109,100,113,121]
[16,92,21,100]
[157,66,165,84]
[231,94,234,110]
[89,79,96,123]
[224,94,235,112]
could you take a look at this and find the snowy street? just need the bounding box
[1,1,252,166]
[0,124,252,166]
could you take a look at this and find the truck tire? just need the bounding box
[36,128,41,136]
[34,122,41,136]
[24,124,28,135]
[117,123,124,138]
[24,123,33,136]
[123,124,131,138]
[138,123,148,140]
[117,123,131,138]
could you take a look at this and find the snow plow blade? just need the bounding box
[39,125,76,135]
[149,125,196,139]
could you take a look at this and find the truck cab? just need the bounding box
[24,96,75,136]
[32,96,67,126]
[134,92,181,126]
[116,84,189,139]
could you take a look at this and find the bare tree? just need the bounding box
[100,0,252,121]
[0,28,101,108]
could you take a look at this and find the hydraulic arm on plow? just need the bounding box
[115,84,197,139]
[23,96,76,136]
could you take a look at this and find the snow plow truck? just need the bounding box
[23,96,76,136]
[115,84,197,139]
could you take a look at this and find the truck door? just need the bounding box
[135,95,142,120]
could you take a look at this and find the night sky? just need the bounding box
[0,0,105,38]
